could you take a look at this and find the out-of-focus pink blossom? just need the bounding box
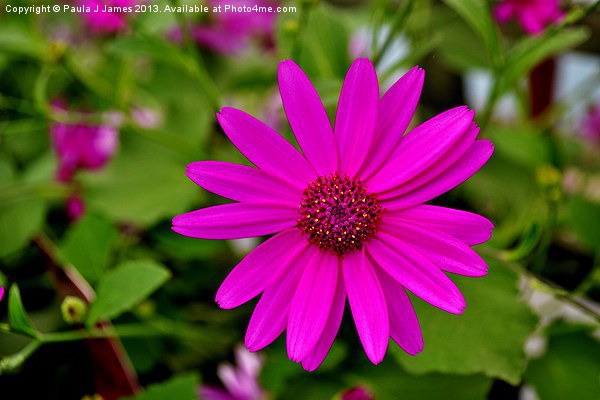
[132,108,162,129]
[66,195,87,221]
[169,0,277,54]
[50,101,119,220]
[50,102,119,183]
[78,0,138,34]
[493,0,564,35]
[582,102,600,142]
[262,89,284,132]
[0,286,5,303]
[200,345,266,400]
[340,386,375,400]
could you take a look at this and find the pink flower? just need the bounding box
[50,102,119,183]
[582,102,600,142]
[50,102,119,219]
[493,0,564,35]
[173,59,494,370]
[340,386,374,400]
[169,0,277,54]
[0,286,4,303]
[78,0,137,34]
[200,345,266,400]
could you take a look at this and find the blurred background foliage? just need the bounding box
[0,0,599,399]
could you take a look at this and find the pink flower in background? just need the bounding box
[0,286,4,303]
[50,101,119,219]
[340,386,374,400]
[493,0,564,35]
[582,102,600,142]
[78,0,137,34]
[170,0,277,54]
[51,102,119,183]
[173,59,494,370]
[200,345,266,400]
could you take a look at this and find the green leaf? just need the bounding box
[566,196,600,253]
[109,34,193,72]
[498,27,589,95]
[59,214,119,283]
[87,260,171,326]
[0,199,46,258]
[122,373,199,400]
[0,20,46,59]
[0,158,47,258]
[435,17,490,71]
[461,152,539,247]
[81,134,199,227]
[296,6,351,79]
[525,325,600,400]
[442,0,502,66]
[489,125,552,168]
[150,228,226,261]
[393,259,538,384]
[8,285,39,338]
[358,361,493,400]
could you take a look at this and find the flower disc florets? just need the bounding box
[297,174,383,256]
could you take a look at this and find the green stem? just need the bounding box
[482,247,600,324]
[0,181,74,206]
[478,78,500,133]
[291,0,313,61]
[575,256,600,296]
[170,0,221,111]
[372,0,414,68]
[0,94,39,116]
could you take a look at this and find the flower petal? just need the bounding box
[245,244,309,351]
[217,107,316,188]
[360,66,425,179]
[335,58,379,176]
[200,386,236,400]
[368,233,466,314]
[493,2,515,23]
[278,59,338,175]
[380,139,494,209]
[375,266,423,356]
[215,229,305,309]
[186,161,301,206]
[287,249,340,362]
[368,106,474,193]
[381,219,489,277]
[343,250,389,364]
[379,122,479,199]
[387,205,494,246]
[300,277,346,372]
[172,203,297,240]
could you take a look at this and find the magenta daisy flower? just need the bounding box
[173,58,494,370]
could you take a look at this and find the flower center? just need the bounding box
[297,174,383,256]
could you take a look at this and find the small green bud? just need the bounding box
[282,19,299,35]
[536,165,561,188]
[136,300,155,318]
[47,40,68,63]
[61,296,87,324]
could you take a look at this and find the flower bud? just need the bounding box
[61,296,87,324]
